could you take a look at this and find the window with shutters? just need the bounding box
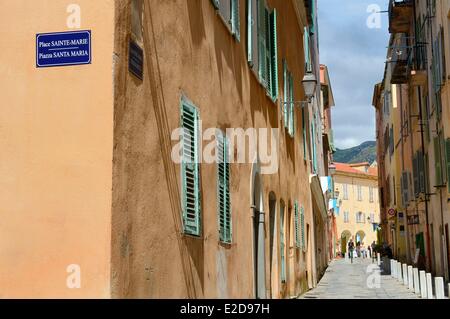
[369,187,374,203]
[302,107,308,160]
[294,202,300,248]
[357,185,362,201]
[434,135,444,187]
[343,211,349,223]
[300,206,306,252]
[259,2,278,99]
[217,131,232,244]
[356,212,365,224]
[283,60,295,137]
[181,98,201,236]
[343,184,348,200]
[303,26,312,73]
[280,201,286,282]
[211,0,240,41]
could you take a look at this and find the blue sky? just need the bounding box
[318,0,390,149]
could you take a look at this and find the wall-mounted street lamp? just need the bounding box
[302,72,317,102]
[282,72,317,109]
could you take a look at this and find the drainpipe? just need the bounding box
[415,0,431,272]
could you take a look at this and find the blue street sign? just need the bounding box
[36,30,91,67]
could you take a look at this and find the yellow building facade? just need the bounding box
[333,163,380,255]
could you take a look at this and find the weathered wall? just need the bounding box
[0,0,115,298]
[110,0,314,298]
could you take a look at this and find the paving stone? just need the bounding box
[299,258,420,299]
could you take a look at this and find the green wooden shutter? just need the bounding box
[434,136,442,186]
[269,9,278,100]
[247,0,253,63]
[413,154,419,197]
[294,202,300,248]
[280,205,286,282]
[303,26,311,72]
[446,139,450,193]
[300,206,306,251]
[302,108,307,160]
[231,0,240,41]
[283,60,288,128]
[181,100,201,236]
[289,74,294,137]
[418,151,426,194]
[258,0,267,86]
[218,133,232,243]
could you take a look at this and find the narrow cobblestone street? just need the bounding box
[300,258,420,299]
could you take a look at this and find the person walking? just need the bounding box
[371,241,377,262]
[348,239,355,264]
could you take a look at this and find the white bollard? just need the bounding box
[413,268,420,295]
[426,273,433,299]
[413,268,420,294]
[408,266,413,290]
[403,264,408,286]
[392,260,396,278]
[377,253,381,266]
[390,259,393,275]
[420,270,427,298]
[397,262,403,282]
[435,277,445,299]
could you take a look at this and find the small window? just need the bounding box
[343,184,348,200]
[344,211,349,223]
[369,187,374,203]
[357,185,362,201]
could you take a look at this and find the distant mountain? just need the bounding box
[333,141,377,164]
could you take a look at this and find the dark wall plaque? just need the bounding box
[129,40,143,80]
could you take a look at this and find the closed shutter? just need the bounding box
[248,0,259,71]
[294,202,300,248]
[300,206,306,251]
[247,0,253,63]
[303,27,311,72]
[434,136,442,186]
[418,151,426,194]
[231,0,240,41]
[302,108,307,160]
[446,138,450,193]
[280,205,286,282]
[217,133,232,243]
[283,60,288,128]
[181,100,201,236]
[413,154,419,197]
[258,0,267,86]
[289,74,295,136]
[269,9,278,100]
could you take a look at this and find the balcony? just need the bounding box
[390,35,410,84]
[388,0,413,34]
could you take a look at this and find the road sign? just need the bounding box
[388,208,396,216]
[36,30,91,67]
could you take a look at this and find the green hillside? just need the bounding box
[333,141,377,164]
